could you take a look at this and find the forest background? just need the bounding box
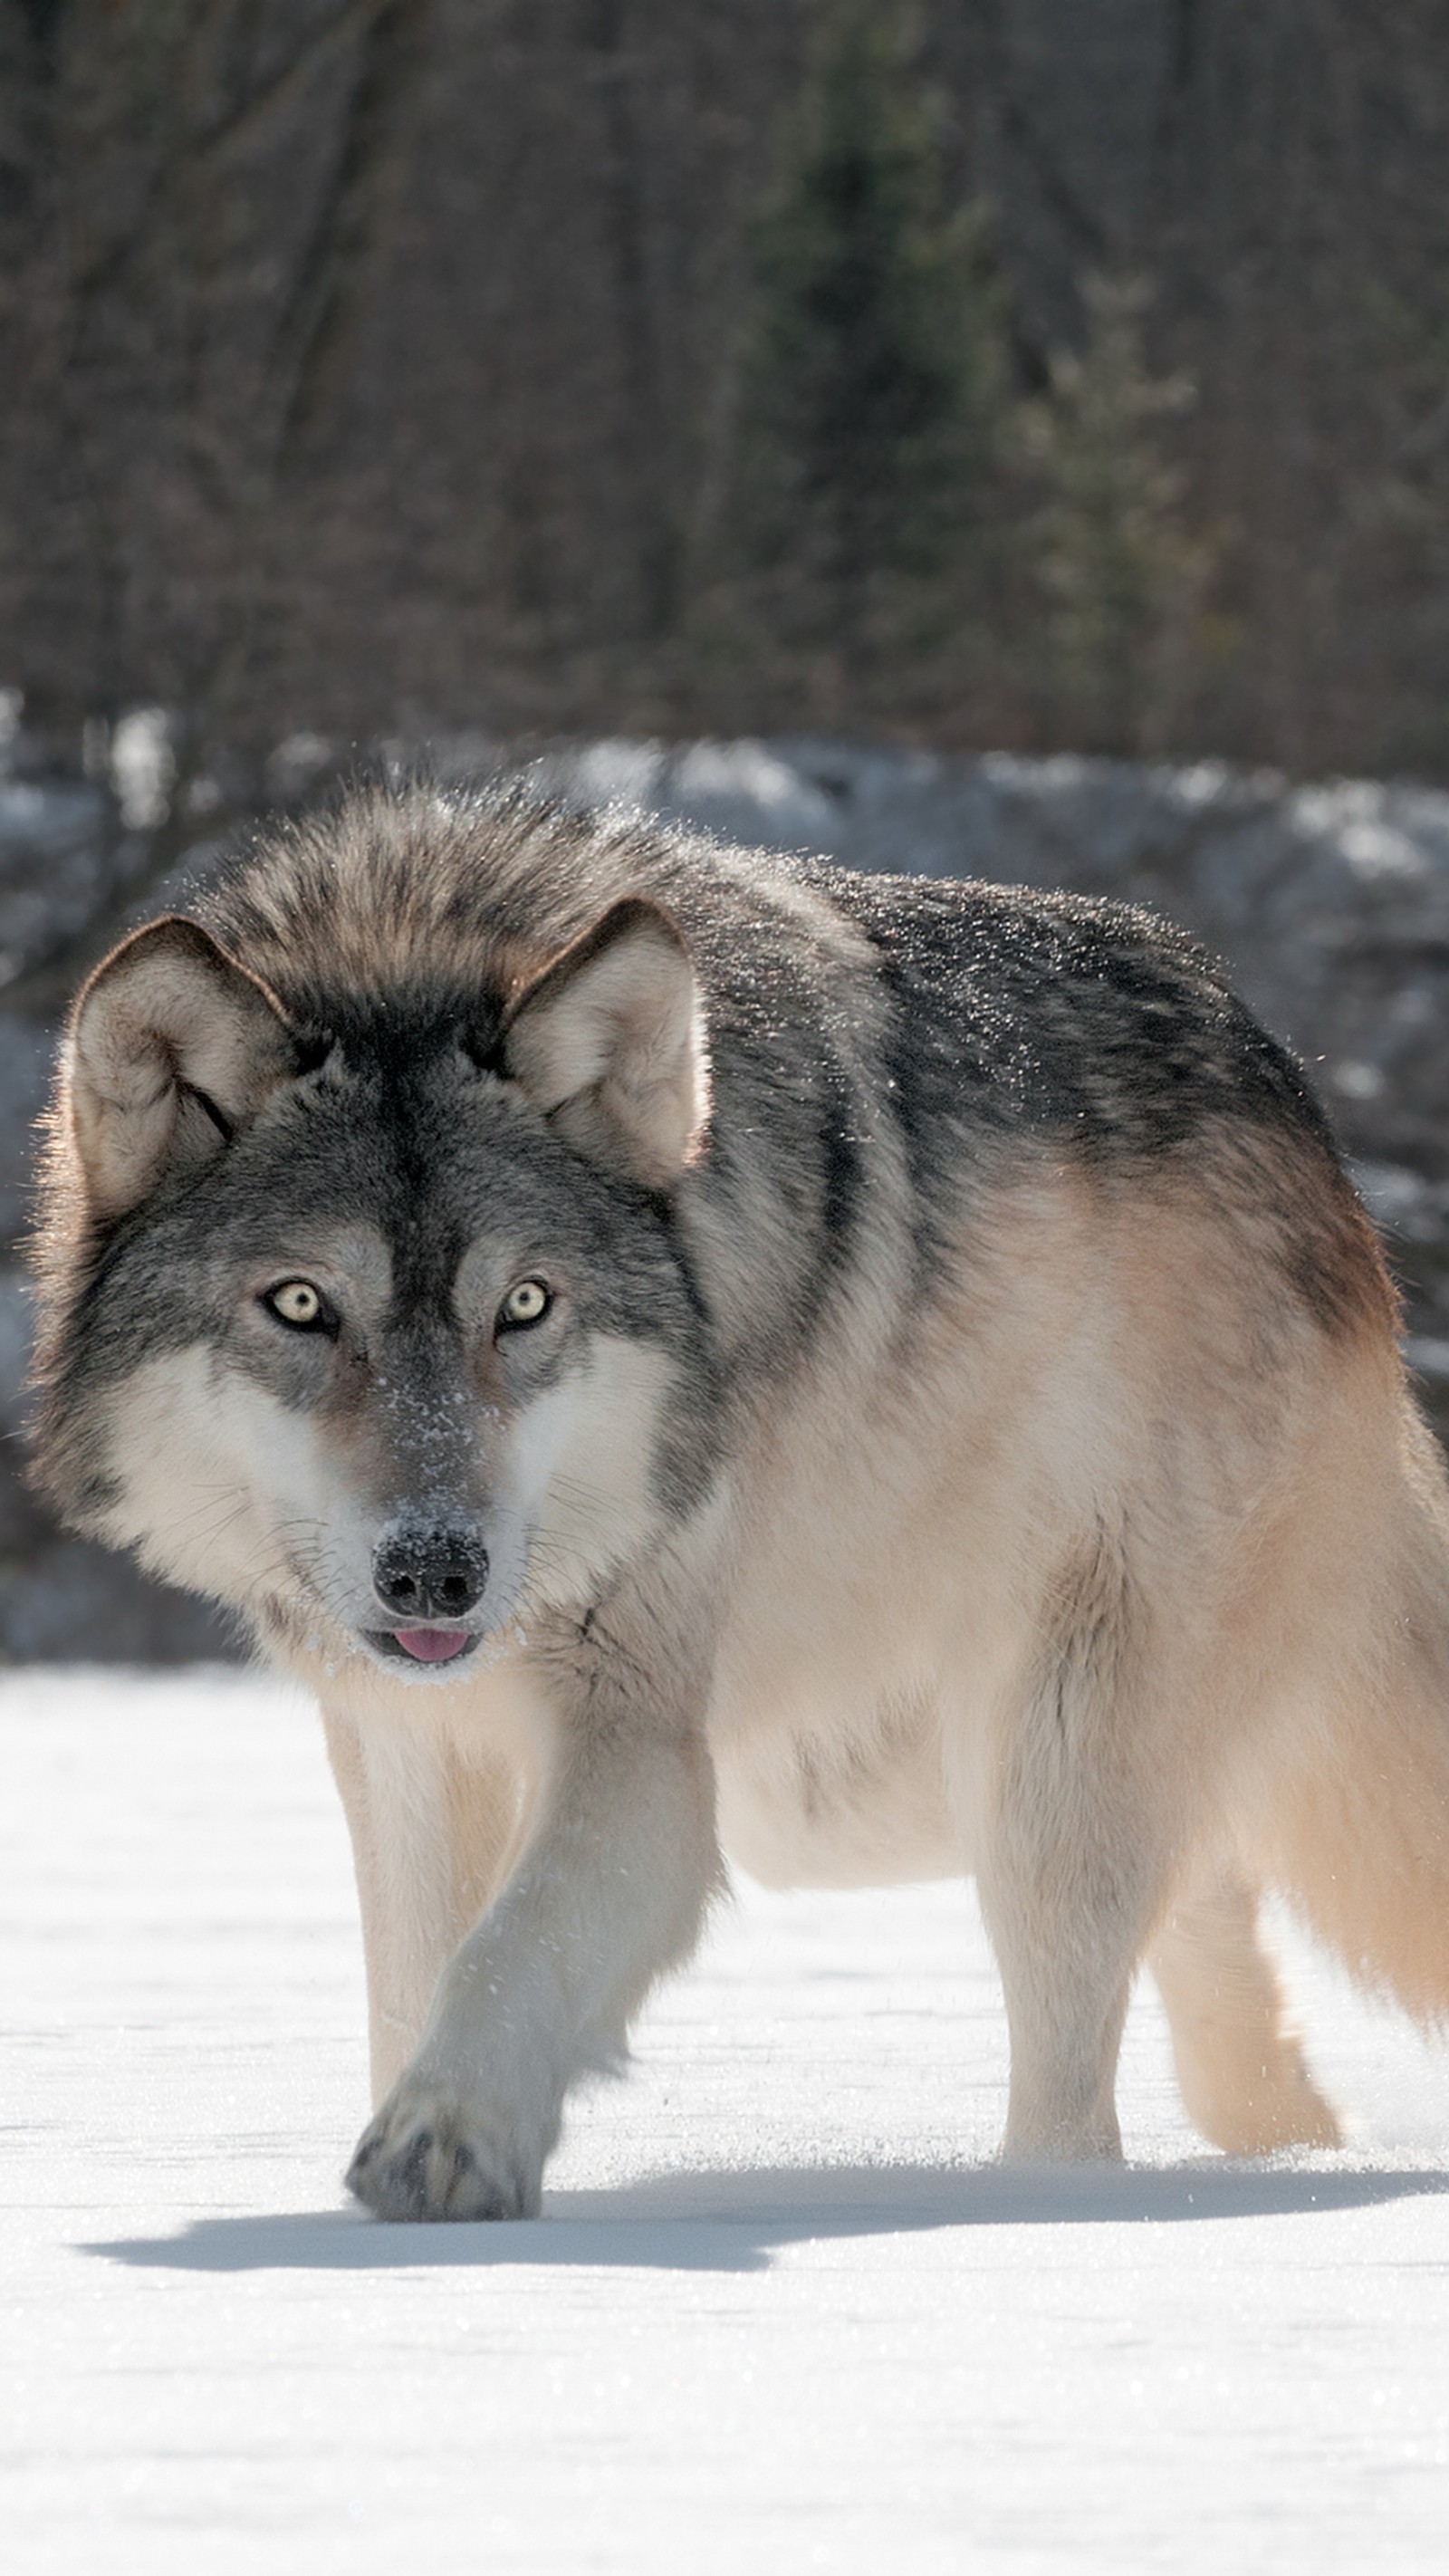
[7,0,1449,786]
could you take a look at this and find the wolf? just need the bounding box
[28,782,1449,2216]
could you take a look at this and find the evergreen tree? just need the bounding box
[740,1,1006,672]
[1022,277,1215,754]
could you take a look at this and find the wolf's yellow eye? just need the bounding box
[498,1278,551,1331]
[264,1279,327,1330]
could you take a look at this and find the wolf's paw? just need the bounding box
[346,2073,543,2222]
[1193,2053,1345,2157]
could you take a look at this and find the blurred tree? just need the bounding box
[0,0,437,755]
[1021,276,1218,756]
[737,0,1008,692]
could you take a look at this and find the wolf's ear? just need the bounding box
[503,898,709,1190]
[68,917,297,1219]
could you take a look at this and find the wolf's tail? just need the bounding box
[1259,1392,1449,2023]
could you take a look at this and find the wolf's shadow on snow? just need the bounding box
[87,2160,1449,2276]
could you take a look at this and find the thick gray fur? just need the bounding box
[31,782,1444,2217]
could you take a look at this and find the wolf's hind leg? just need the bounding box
[1150,1867,1342,2153]
[974,1601,1176,2161]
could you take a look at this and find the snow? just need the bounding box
[5,1669,1449,2573]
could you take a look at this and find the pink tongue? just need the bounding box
[393,1627,473,1664]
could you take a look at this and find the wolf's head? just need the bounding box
[33,890,718,1679]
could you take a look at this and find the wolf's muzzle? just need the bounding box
[372,1526,489,1622]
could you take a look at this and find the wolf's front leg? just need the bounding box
[345,1646,719,2220]
[321,1704,523,2102]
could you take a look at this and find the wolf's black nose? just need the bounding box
[373,1527,489,1620]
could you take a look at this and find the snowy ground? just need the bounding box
[5,1670,1449,2572]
